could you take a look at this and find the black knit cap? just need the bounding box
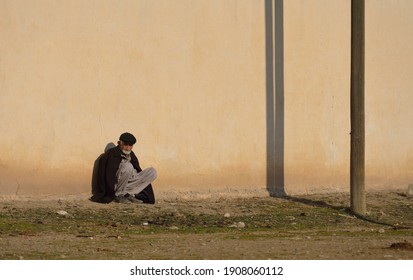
[119,132,136,145]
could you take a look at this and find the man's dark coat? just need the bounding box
[90,145,155,204]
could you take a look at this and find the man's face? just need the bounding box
[120,141,133,154]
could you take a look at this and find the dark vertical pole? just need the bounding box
[350,0,366,215]
[266,0,285,197]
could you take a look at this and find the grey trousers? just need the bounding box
[114,158,157,197]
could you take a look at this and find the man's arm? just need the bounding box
[131,152,143,173]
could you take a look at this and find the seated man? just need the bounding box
[91,132,157,204]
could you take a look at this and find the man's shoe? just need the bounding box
[114,196,131,203]
[125,194,143,204]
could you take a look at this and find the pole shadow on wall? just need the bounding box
[265,0,286,197]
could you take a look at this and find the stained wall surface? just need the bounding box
[0,0,412,196]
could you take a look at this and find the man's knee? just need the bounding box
[146,167,157,181]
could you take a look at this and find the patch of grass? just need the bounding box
[0,202,405,238]
[1,193,412,260]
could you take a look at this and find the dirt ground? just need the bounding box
[0,190,412,260]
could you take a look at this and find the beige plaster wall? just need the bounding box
[284,0,351,191]
[365,0,413,189]
[0,0,412,196]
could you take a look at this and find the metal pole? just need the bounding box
[350,0,366,215]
